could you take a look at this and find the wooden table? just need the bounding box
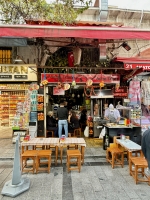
[116,138,142,172]
[116,139,141,156]
[21,138,60,165]
[59,138,86,164]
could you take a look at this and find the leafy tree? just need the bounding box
[0,0,92,25]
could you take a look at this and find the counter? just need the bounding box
[103,124,142,146]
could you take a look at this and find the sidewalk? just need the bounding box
[0,138,150,200]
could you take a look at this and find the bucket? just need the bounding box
[85,99,90,105]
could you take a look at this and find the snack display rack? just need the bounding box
[0,84,30,128]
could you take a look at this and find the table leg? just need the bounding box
[55,146,58,165]
[21,146,25,153]
[81,146,85,164]
[129,151,132,174]
[60,146,63,165]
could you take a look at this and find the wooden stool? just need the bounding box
[73,128,81,137]
[67,136,78,150]
[36,150,52,173]
[46,130,54,138]
[67,150,81,173]
[21,150,38,174]
[106,147,124,169]
[129,157,150,185]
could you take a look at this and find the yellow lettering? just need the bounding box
[2,66,8,73]
[8,66,13,73]
[21,66,28,74]
[13,66,20,74]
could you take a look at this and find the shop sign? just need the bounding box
[14,75,28,79]
[53,87,65,95]
[124,63,150,70]
[0,65,28,74]
[112,86,128,98]
[0,64,37,82]
[41,73,120,83]
[0,75,12,79]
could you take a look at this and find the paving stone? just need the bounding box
[72,179,83,193]
[95,191,119,200]
[90,177,103,191]
[134,189,150,200]
[51,193,62,200]
[83,189,97,200]
[73,192,85,200]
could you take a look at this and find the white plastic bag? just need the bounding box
[99,127,106,139]
[84,126,89,137]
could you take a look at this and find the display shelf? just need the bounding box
[87,120,94,136]
[0,89,28,128]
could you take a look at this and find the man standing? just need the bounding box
[104,104,120,123]
[56,100,68,138]
[141,129,150,175]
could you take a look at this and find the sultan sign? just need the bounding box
[124,63,150,70]
[0,64,37,81]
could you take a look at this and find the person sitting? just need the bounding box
[68,111,80,137]
[79,109,87,131]
[46,111,58,137]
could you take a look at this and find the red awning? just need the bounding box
[114,57,150,71]
[1,24,150,39]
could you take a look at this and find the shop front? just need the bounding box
[41,72,121,137]
[1,24,150,142]
[40,69,146,143]
[0,64,37,140]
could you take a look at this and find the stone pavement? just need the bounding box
[0,138,150,200]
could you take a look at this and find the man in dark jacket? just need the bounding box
[56,100,68,138]
[141,129,150,175]
[46,111,58,137]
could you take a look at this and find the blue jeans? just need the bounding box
[58,120,68,138]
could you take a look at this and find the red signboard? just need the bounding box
[124,63,150,70]
[41,73,120,83]
[112,86,128,98]
[53,87,65,95]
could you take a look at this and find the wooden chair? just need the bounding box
[73,128,81,137]
[67,149,81,173]
[106,146,124,169]
[113,136,130,160]
[36,150,52,173]
[129,157,150,185]
[21,150,38,174]
[46,130,54,138]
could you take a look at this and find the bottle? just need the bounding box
[105,134,109,149]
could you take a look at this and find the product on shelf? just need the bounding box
[37,103,44,111]
[37,94,44,102]
[38,113,44,121]
[0,84,29,128]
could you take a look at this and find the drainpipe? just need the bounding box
[98,0,108,22]
[138,9,143,28]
